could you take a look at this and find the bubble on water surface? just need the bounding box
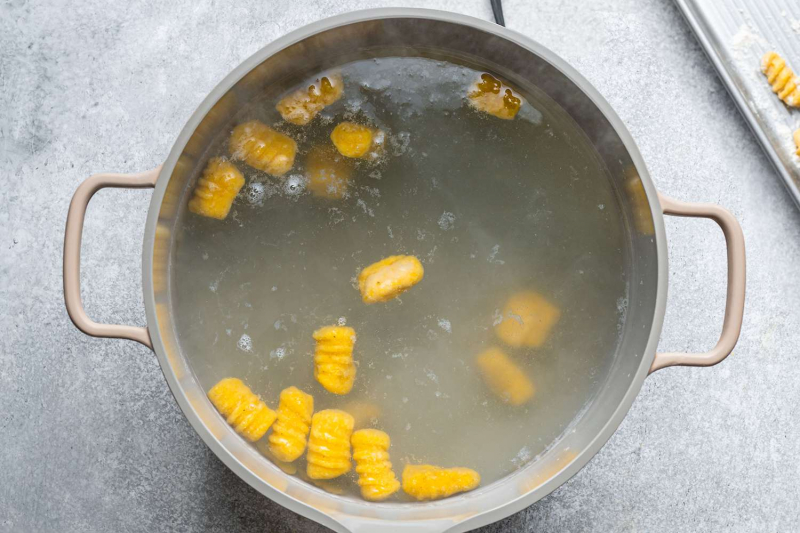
[438,212,456,231]
[237,334,252,352]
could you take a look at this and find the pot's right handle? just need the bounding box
[649,193,745,373]
[63,167,161,349]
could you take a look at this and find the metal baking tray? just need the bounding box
[675,0,800,207]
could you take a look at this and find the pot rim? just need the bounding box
[141,8,668,532]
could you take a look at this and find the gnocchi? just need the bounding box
[313,326,357,395]
[268,386,314,462]
[351,429,401,501]
[330,122,384,160]
[475,347,535,406]
[402,464,481,501]
[306,409,355,480]
[495,291,560,348]
[305,145,353,199]
[468,73,524,120]
[207,378,277,442]
[229,120,297,176]
[187,157,245,220]
[762,52,800,107]
[276,73,344,125]
[358,255,424,304]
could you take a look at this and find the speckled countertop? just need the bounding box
[2,0,798,531]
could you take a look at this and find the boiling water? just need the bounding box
[172,56,628,496]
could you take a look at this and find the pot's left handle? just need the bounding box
[63,166,162,349]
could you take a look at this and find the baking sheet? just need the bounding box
[675,0,800,208]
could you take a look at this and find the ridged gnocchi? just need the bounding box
[305,145,353,199]
[475,347,535,406]
[762,52,800,107]
[468,73,524,120]
[358,255,425,304]
[188,157,245,220]
[268,386,314,462]
[306,409,355,479]
[495,291,560,348]
[276,73,344,125]
[229,120,297,176]
[402,464,481,501]
[207,378,277,442]
[313,326,357,395]
[330,122,385,160]
[351,429,401,501]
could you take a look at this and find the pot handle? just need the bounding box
[649,193,745,373]
[63,166,162,349]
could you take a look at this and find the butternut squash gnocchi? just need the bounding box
[276,73,344,125]
[475,347,535,406]
[268,386,314,462]
[188,157,245,220]
[358,255,424,304]
[305,144,353,199]
[306,409,355,480]
[351,429,401,501]
[313,326,357,395]
[762,52,800,107]
[330,122,385,160]
[468,73,524,120]
[402,464,481,501]
[495,291,560,348]
[229,120,297,176]
[207,378,277,442]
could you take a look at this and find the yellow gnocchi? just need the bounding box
[306,409,355,480]
[475,347,535,406]
[624,169,655,236]
[330,122,384,160]
[268,386,314,463]
[351,429,401,501]
[468,73,524,120]
[762,52,800,107]
[207,378,277,442]
[313,326,357,395]
[305,145,353,199]
[794,129,800,156]
[276,73,344,125]
[402,464,481,501]
[495,291,561,348]
[229,120,297,176]
[358,255,425,304]
[188,157,245,220]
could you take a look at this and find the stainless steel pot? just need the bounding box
[62,9,746,532]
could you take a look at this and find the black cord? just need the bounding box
[491,0,505,26]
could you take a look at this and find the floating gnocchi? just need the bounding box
[268,386,314,463]
[229,120,297,176]
[306,409,355,480]
[351,429,401,501]
[207,378,277,442]
[402,464,481,501]
[313,326,357,395]
[305,145,354,199]
[358,255,424,304]
[475,347,535,406]
[330,122,385,160]
[468,73,524,120]
[761,52,800,107]
[188,157,245,220]
[495,291,561,348]
[276,73,344,125]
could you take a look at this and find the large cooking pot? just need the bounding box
[63,9,745,532]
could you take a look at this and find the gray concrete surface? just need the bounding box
[1,0,798,531]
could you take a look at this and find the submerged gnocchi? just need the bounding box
[207,378,277,442]
[495,291,561,348]
[306,409,355,480]
[402,464,481,501]
[475,347,535,406]
[313,326,357,395]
